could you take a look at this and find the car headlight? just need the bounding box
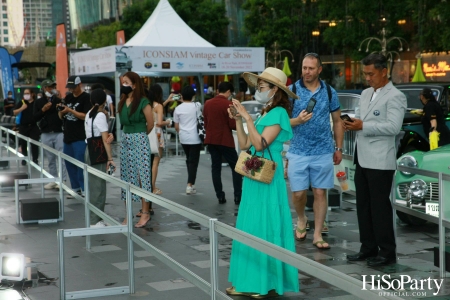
[409,179,428,199]
[398,155,418,175]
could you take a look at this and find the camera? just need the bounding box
[107,164,116,175]
[172,94,180,101]
[57,104,66,111]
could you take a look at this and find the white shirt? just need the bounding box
[173,102,201,144]
[105,95,113,112]
[85,110,109,140]
[370,86,383,102]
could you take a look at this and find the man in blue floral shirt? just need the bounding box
[287,53,344,250]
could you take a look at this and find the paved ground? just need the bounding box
[0,143,450,300]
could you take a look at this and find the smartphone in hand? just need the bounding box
[305,98,317,114]
[229,105,237,117]
[340,114,354,122]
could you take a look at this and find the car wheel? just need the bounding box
[396,211,427,225]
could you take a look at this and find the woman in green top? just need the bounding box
[117,72,154,228]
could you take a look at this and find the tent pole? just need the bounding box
[115,70,122,142]
[198,73,204,105]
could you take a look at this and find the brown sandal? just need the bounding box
[134,212,150,228]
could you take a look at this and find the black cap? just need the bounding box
[66,76,81,88]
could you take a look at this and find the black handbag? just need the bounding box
[87,114,108,165]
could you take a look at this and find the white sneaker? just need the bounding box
[191,185,197,194]
[90,220,107,228]
[44,182,57,190]
[186,185,193,195]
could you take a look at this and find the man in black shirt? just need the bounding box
[13,89,40,165]
[4,91,15,115]
[58,76,92,196]
[34,80,67,189]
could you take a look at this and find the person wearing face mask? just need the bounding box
[58,76,92,197]
[203,81,243,205]
[117,71,154,228]
[226,67,299,298]
[34,80,67,189]
[4,91,16,115]
[84,88,115,227]
[13,89,40,165]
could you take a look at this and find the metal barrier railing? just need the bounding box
[0,126,404,300]
[395,165,450,278]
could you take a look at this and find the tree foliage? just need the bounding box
[318,0,414,59]
[243,0,450,78]
[78,0,229,48]
[242,0,305,76]
[77,22,122,49]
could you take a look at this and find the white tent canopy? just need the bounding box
[125,0,214,48]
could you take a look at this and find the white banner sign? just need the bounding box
[69,46,265,76]
[124,46,265,73]
[70,46,116,76]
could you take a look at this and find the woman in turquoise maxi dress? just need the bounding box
[227,68,299,298]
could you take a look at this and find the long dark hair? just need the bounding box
[145,89,156,107]
[117,71,147,115]
[260,82,292,116]
[89,89,106,119]
[150,84,163,105]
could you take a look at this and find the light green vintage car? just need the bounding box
[395,144,450,225]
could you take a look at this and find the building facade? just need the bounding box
[1,0,71,47]
[68,0,124,38]
[22,0,66,46]
[2,0,24,47]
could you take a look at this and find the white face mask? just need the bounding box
[255,89,274,104]
[23,94,30,100]
[45,91,52,98]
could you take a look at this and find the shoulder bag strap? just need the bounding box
[260,137,274,161]
[91,113,96,138]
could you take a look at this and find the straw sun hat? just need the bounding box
[242,67,298,99]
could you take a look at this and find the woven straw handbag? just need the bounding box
[235,137,277,184]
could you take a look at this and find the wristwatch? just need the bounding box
[335,147,343,152]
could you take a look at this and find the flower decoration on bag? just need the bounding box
[242,156,265,176]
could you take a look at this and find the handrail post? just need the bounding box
[84,164,91,249]
[209,218,219,300]
[15,179,20,224]
[26,138,31,177]
[58,229,66,300]
[126,184,135,293]
[438,172,446,278]
[14,134,19,170]
[58,152,65,221]
[391,175,397,259]
[40,142,45,198]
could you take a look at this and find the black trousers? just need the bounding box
[354,154,396,258]
[181,143,202,185]
[208,144,242,199]
[18,125,40,162]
